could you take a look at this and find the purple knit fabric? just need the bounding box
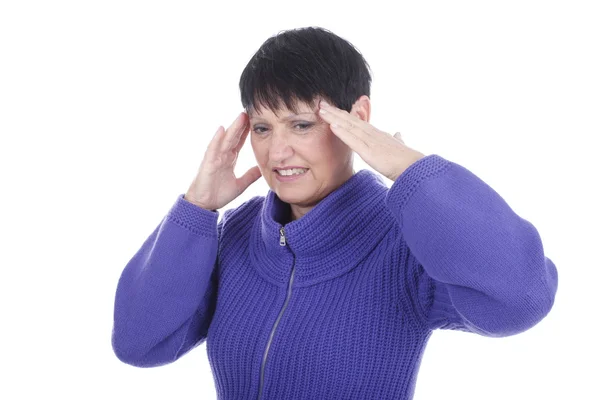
[112,154,558,399]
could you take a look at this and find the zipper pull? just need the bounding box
[279,227,286,246]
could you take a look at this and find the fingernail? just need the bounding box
[320,100,330,107]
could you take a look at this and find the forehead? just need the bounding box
[248,101,318,120]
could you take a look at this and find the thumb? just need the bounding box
[237,166,262,192]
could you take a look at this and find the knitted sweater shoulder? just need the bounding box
[112,154,558,400]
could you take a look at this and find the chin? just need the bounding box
[275,188,304,200]
[275,186,313,204]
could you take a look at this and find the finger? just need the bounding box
[319,107,369,152]
[318,101,369,133]
[204,125,225,158]
[232,112,251,151]
[329,120,370,154]
[221,112,247,151]
[233,115,252,154]
[236,165,262,192]
[221,112,248,152]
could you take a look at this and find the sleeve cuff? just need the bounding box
[385,154,452,229]
[165,194,220,238]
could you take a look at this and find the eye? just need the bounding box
[294,123,313,131]
[252,123,313,135]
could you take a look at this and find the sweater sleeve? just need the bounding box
[111,194,229,367]
[385,154,558,337]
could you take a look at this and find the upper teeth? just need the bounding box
[277,168,307,176]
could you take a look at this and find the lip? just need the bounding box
[275,168,309,182]
[273,166,308,171]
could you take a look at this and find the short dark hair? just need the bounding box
[239,26,372,118]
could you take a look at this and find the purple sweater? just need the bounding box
[112,154,558,399]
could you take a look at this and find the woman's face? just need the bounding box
[248,98,357,215]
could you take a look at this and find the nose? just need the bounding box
[268,130,294,162]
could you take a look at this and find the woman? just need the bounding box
[111,27,558,399]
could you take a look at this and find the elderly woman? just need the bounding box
[111,27,558,399]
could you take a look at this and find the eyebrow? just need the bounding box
[249,112,316,122]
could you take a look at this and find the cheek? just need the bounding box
[302,139,337,166]
[250,141,266,166]
[302,130,329,151]
[319,130,344,153]
[250,137,264,154]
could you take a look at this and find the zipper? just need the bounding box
[279,226,286,246]
[257,226,295,399]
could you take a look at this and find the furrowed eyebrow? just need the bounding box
[250,112,316,122]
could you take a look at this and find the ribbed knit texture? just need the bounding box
[112,154,558,400]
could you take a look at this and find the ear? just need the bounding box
[350,95,371,123]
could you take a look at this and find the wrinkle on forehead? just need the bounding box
[248,107,319,122]
[247,97,321,120]
[250,112,318,123]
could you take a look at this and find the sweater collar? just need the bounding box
[249,169,396,288]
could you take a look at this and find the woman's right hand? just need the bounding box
[184,112,262,210]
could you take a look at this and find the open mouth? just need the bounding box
[275,168,309,176]
[275,168,309,181]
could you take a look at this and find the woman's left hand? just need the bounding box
[318,100,426,181]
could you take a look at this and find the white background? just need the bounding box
[1,1,598,399]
